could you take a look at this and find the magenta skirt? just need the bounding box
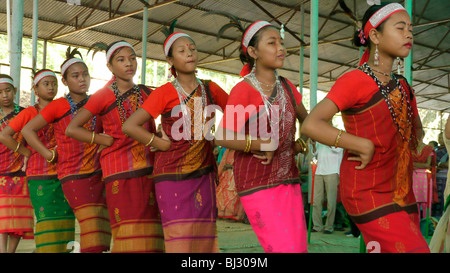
[240,183,307,253]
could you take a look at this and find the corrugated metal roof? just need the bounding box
[0,0,448,112]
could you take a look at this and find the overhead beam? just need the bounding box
[51,0,178,40]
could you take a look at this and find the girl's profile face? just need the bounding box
[375,11,413,59]
[0,83,16,108]
[108,47,137,81]
[167,37,198,75]
[250,27,286,70]
[64,63,91,95]
[35,76,58,102]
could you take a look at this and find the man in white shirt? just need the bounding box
[311,139,343,234]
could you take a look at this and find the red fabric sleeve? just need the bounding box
[40,98,70,124]
[8,106,37,133]
[326,69,378,111]
[83,87,113,116]
[208,81,229,111]
[141,83,179,119]
[220,81,260,133]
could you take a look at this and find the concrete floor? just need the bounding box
[14,218,363,253]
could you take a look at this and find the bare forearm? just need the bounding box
[0,127,31,157]
[22,127,52,160]
[214,127,274,152]
[122,123,170,151]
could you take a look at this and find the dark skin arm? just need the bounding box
[65,108,113,150]
[21,114,56,162]
[122,108,171,151]
[0,126,31,158]
[301,98,375,170]
[0,126,32,171]
[215,102,309,165]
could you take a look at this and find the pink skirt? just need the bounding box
[240,183,307,253]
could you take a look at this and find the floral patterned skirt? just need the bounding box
[0,175,34,239]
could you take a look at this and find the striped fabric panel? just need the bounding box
[72,203,111,253]
[34,218,76,253]
[111,220,164,253]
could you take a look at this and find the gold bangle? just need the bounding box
[14,142,20,153]
[146,133,156,147]
[296,138,307,153]
[334,130,343,148]
[90,131,96,144]
[244,134,251,153]
[46,150,56,163]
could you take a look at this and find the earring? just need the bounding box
[374,44,379,66]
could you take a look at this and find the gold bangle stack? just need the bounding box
[47,150,56,163]
[296,138,307,154]
[14,142,20,153]
[146,133,156,147]
[90,131,96,144]
[334,130,343,148]
[244,134,252,153]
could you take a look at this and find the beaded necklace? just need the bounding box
[173,78,207,145]
[111,81,143,125]
[360,63,414,143]
[245,70,287,135]
[65,93,96,130]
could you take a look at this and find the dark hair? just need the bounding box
[32,69,55,86]
[239,25,278,68]
[0,74,13,81]
[352,2,391,48]
[89,40,134,64]
[0,74,14,88]
[60,47,87,79]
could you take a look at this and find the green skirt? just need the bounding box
[28,179,76,253]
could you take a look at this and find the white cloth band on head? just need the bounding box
[106,41,134,62]
[61,58,85,76]
[0,78,14,86]
[34,71,57,85]
[364,3,405,38]
[164,32,191,56]
[242,21,272,53]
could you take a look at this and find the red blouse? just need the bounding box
[83,84,155,183]
[40,97,102,183]
[8,106,57,180]
[140,80,228,182]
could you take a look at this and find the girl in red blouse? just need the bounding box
[0,75,34,253]
[22,49,111,253]
[301,2,429,253]
[214,19,308,253]
[65,41,164,253]
[123,22,228,253]
[0,72,72,253]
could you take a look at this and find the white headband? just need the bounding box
[364,3,406,38]
[106,41,135,62]
[0,78,14,86]
[61,58,85,76]
[242,21,272,54]
[164,32,191,56]
[34,70,57,85]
